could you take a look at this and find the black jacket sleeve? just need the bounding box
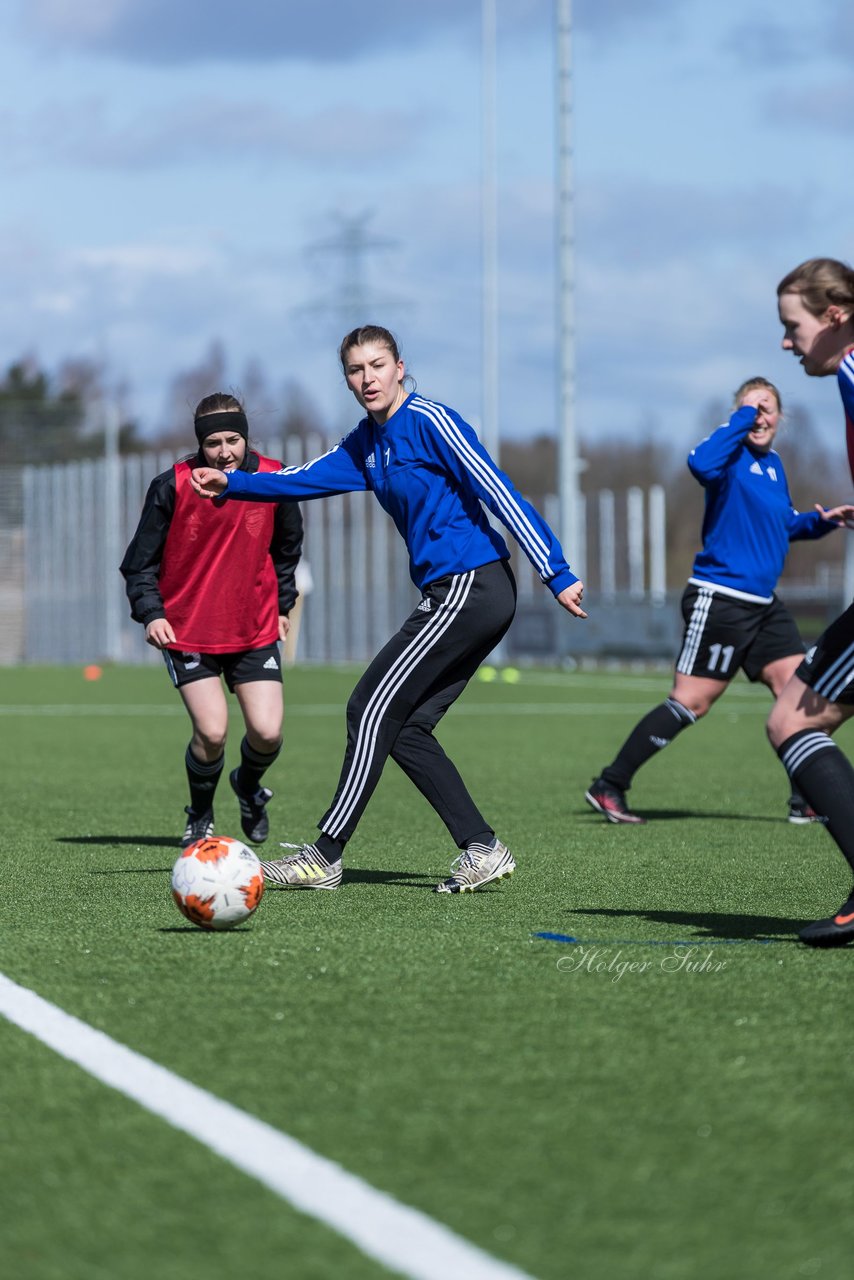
[119,469,176,626]
[272,501,304,615]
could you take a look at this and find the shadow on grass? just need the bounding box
[57,835,178,848]
[580,809,783,824]
[89,867,171,875]
[568,905,802,942]
[330,867,436,888]
[158,926,253,934]
[56,842,436,888]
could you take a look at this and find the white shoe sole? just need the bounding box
[584,789,645,825]
[435,856,516,894]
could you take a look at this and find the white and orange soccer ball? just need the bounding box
[171,835,265,931]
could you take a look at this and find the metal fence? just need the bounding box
[0,442,770,666]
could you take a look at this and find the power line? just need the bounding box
[302,212,400,330]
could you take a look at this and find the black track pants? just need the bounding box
[319,559,517,847]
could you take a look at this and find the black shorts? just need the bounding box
[675,584,804,682]
[163,643,283,692]
[796,600,854,704]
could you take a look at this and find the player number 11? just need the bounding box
[707,643,734,673]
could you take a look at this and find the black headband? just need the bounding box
[194,410,249,445]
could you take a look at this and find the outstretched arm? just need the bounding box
[192,436,369,503]
[786,500,854,541]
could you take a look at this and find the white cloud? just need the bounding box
[19,0,684,65]
[72,242,218,275]
[20,0,476,63]
[33,291,77,315]
[762,80,854,132]
[22,0,132,42]
[1,96,423,172]
[577,176,816,261]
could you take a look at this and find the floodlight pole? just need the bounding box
[103,397,123,663]
[481,0,499,462]
[556,0,583,577]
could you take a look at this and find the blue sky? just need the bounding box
[3,0,854,449]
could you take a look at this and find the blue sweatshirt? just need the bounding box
[687,405,835,602]
[222,393,578,597]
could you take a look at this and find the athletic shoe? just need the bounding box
[787,801,826,825]
[260,843,342,890]
[181,806,214,849]
[434,839,516,894]
[584,777,646,825]
[229,768,273,843]
[799,894,854,947]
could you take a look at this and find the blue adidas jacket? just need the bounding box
[688,405,835,601]
[222,393,578,597]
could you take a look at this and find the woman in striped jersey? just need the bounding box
[770,258,854,946]
[586,376,850,827]
[191,324,586,893]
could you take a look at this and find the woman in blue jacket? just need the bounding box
[192,324,586,893]
[585,376,852,825]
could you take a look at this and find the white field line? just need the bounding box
[0,700,768,718]
[502,672,769,698]
[0,972,534,1280]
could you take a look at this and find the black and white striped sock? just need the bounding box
[185,746,224,815]
[778,730,854,872]
[602,698,697,791]
[315,834,344,865]
[235,735,281,795]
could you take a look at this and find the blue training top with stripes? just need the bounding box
[687,405,835,603]
[222,392,578,597]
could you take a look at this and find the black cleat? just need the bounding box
[799,896,854,947]
[229,768,273,843]
[181,806,214,849]
[584,777,646,825]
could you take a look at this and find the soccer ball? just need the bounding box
[171,836,265,931]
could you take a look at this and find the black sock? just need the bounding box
[185,746,224,814]
[315,833,344,864]
[601,699,697,791]
[778,730,854,873]
[465,828,494,849]
[236,735,281,794]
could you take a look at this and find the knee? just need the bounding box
[670,691,711,719]
[245,726,282,755]
[193,727,227,758]
[389,722,423,764]
[344,698,363,738]
[766,702,793,750]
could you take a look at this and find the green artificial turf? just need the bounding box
[1,664,852,1280]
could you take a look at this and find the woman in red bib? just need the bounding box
[120,394,303,848]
